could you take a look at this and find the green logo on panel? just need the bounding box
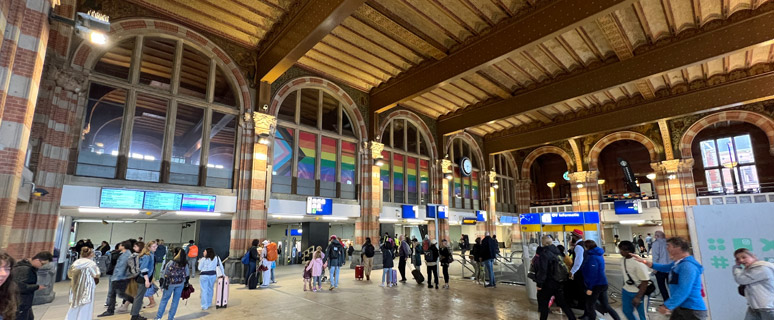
[708,238,726,251]
[710,256,730,269]
[733,238,753,251]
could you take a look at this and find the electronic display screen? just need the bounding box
[476,210,486,222]
[143,192,183,211]
[100,189,144,209]
[181,194,217,212]
[306,197,332,215]
[614,199,642,214]
[401,205,417,219]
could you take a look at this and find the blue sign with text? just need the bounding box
[402,205,418,219]
[426,205,447,219]
[476,210,486,222]
[519,212,600,225]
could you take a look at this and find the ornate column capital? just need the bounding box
[488,171,497,184]
[651,158,694,174]
[368,141,384,160]
[44,64,90,94]
[440,159,452,174]
[569,170,599,183]
[243,112,276,136]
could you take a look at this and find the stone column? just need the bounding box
[651,159,696,239]
[484,171,497,234]
[570,171,600,212]
[0,0,52,254]
[511,179,531,245]
[355,141,382,246]
[429,158,451,241]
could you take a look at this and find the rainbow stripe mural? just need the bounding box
[406,157,417,193]
[273,127,293,177]
[420,159,429,194]
[472,171,479,199]
[381,150,390,190]
[320,137,336,182]
[341,141,356,185]
[454,167,461,195]
[393,153,404,192]
[297,131,316,180]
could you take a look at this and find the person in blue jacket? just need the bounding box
[634,237,707,319]
[581,240,620,320]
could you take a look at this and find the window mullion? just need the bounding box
[170,40,183,95]
[206,59,216,104]
[160,99,178,183]
[117,89,138,179]
[199,108,213,186]
[128,35,143,85]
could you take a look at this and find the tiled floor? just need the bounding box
[33,263,666,320]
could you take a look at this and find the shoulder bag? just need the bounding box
[624,259,656,296]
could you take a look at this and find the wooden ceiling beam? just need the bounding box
[485,71,774,153]
[369,0,636,110]
[256,0,366,83]
[439,9,774,135]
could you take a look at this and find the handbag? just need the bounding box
[216,257,225,278]
[624,259,656,296]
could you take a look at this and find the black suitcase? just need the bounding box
[412,269,424,284]
[247,271,260,289]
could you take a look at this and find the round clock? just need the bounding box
[460,157,472,177]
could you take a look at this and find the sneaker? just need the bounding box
[329,286,334,291]
[97,311,114,317]
[428,284,433,288]
[380,283,385,287]
[444,284,449,289]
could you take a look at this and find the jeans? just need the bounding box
[745,308,774,320]
[106,279,134,313]
[246,261,256,283]
[199,274,217,309]
[382,268,392,284]
[398,257,407,281]
[426,265,438,286]
[156,283,184,320]
[484,259,495,285]
[537,285,576,320]
[621,289,648,320]
[656,271,670,300]
[442,264,449,284]
[329,265,341,288]
[670,307,708,320]
[131,280,148,316]
[584,285,620,320]
[313,276,322,288]
[187,257,197,277]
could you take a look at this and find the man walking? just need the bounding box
[99,241,135,317]
[535,236,576,320]
[184,240,198,278]
[324,235,345,290]
[481,232,499,287]
[634,237,707,319]
[619,241,652,320]
[12,251,53,320]
[568,229,586,309]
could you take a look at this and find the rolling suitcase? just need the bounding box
[411,269,424,284]
[391,269,398,285]
[355,265,364,280]
[216,276,229,308]
[247,271,260,290]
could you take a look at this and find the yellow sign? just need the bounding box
[461,218,477,225]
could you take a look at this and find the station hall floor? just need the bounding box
[33,262,668,320]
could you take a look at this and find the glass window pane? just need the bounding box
[297,131,317,195]
[407,157,418,204]
[464,173,471,199]
[139,38,176,89]
[453,166,462,208]
[472,171,479,201]
[407,123,418,154]
[393,119,405,151]
[76,83,126,178]
[206,112,237,188]
[271,126,294,194]
[734,135,755,164]
[717,137,734,166]
[320,137,337,198]
[213,67,237,106]
[342,109,356,138]
[170,104,204,185]
[321,92,338,133]
[721,168,736,193]
[393,153,405,203]
[420,159,429,205]
[299,89,318,127]
[278,91,296,123]
[739,165,760,191]
[382,121,392,147]
[126,94,167,182]
[700,140,718,167]
[179,44,209,99]
[341,141,357,199]
[93,38,135,80]
[381,150,391,202]
[419,135,429,157]
[704,169,723,192]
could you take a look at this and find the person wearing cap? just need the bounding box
[480,232,499,288]
[323,235,345,290]
[260,240,272,287]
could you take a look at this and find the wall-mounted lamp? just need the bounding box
[257,133,271,145]
[598,179,606,185]
[667,174,677,180]
[646,173,657,180]
[492,182,499,189]
[576,183,584,189]
[444,173,453,180]
[50,10,110,46]
[375,158,385,167]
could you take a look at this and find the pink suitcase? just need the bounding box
[391,269,398,285]
[216,276,229,308]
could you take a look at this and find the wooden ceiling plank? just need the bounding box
[297,56,372,91]
[369,0,635,109]
[319,35,402,76]
[369,0,453,47]
[532,110,553,123]
[421,91,462,110]
[230,0,286,21]
[257,0,366,83]
[413,96,452,114]
[306,48,388,83]
[401,100,443,117]
[480,66,519,92]
[353,4,447,59]
[329,28,413,70]
[428,0,483,36]
[490,62,524,88]
[202,0,273,31]
[461,0,496,27]
[341,18,425,63]
[437,86,476,105]
[469,71,512,98]
[438,9,774,134]
[398,0,467,44]
[453,78,491,101]
[171,0,268,36]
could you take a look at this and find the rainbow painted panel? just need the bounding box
[273,126,293,177]
[341,141,356,185]
[406,157,417,193]
[393,153,404,191]
[454,166,461,195]
[472,171,479,199]
[464,174,471,199]
[381,150,390,189]
[297,131,316,180]
[420,159,429,194]
[320,137,336,182]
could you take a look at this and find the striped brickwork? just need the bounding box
[229,138,269,257]
[569,171,600,212]
[651,159,696,239]
[0,0,52,256]
[588,131,660,171]
[428,175,451,242]
[512,179,531,243]
[520,146,574,180]
[678,110,774,159]
[355,161,381,247]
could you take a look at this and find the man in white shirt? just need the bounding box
[568,229,586,309]
[569,229,584,277]
[619,240,651,320]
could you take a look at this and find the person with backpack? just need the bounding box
[380,238,395,287]
[184,240,198,278]
[13,251,53,320]
[324,235,345,290]
[197,248,224,310]
[361,238,375,281]
[733,248,774,320]
[155,249,189,320]
[398,235,411,283]
[98,241,135,317]
[154,239,167,281]
[425,239,440,289]
[439,239,453,289]
[265,240,278,284]
[130,241,155,320]
[470,237,484,285]
[243,239,260,285]
[534,236,576,320]
[581,240,621,320]
[619,241,652,320]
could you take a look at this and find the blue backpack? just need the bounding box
[241,250,250,265]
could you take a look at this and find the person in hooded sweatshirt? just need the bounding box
[12,251,53,320]
[581,240,620,320]
[535,236,576,320]
[733,248,774,320]
[323,235,345,290]
[634,237,707,320]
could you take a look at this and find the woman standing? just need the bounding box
[198,248,224,310]
[439,239,452,289]
[245,239,259,285]
[0,251,19,320]
[66,247,100,320]
[156,249,189,320]
[260,241,271,288]
[136,241,158,312]
[733,248,774,320]
[380,239,394,287]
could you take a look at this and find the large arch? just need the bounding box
[378,110,439,161]
[679,110,774,158]
[270,76,368,142]
[71,18,252,111]
[588,131,660,171]
[444,131,486,171]
[521,146,573,180]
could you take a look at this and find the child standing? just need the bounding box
[309,246,324,292]
[303,260,313,291]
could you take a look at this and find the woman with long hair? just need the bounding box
[66,247,100,320]
[134,241,157,315]
[156,248,189,320]
[0,251,19,320]
[197,248,224,310]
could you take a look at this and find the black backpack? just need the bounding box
[329,243,341,260]
[552,255,570,283]
[425,248,435,262]
[363,244,375,258]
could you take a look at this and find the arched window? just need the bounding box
[380,119,431,204]
[271,88,359,199]
[76,36,241,188]
[492,154,516,213]
[447,137,481,210]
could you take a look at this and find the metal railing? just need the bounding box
[697,191,774,206]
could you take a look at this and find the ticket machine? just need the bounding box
[519,211,601,304]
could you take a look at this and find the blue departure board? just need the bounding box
[143,192,183,211]
[100,189,145,209]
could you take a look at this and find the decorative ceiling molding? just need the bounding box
[596,13,634,60]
